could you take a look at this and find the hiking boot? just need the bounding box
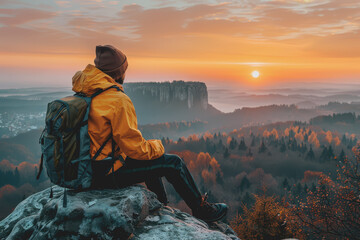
[192,193,228,223]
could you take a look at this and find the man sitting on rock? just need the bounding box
[72,45,228,223]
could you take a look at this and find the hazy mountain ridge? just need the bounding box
[1,81,360,137]
[209,90,360,112]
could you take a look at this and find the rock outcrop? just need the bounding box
[0,185,239,240]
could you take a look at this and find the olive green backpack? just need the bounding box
[38,86,121,203]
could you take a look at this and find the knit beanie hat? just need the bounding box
[94,45,128,82]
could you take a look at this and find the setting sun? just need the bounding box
[251,71,260,78]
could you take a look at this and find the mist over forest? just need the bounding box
[1,81,360,239]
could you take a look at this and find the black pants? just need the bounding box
[92,154,202,210]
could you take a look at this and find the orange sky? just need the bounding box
[0,0,359,88]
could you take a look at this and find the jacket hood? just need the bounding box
[72,64,123,96]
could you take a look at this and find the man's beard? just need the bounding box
[116,78,124,84]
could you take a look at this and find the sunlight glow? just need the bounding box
[251,71,260,78]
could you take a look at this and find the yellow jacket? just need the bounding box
[72,64,165,172]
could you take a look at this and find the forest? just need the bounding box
[159,119,359,239]
[0,113,360,239]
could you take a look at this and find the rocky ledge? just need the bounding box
[0,185,239,240]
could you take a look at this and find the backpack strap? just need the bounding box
[89,85,123,161]
[36,154,44,180]
[111,138,120,188]
[91,85,123,98]
[91,134,113,161]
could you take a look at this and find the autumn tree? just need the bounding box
[231,194,299,240]
[293,145,360,239]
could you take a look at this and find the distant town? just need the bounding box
[0,112,44,138]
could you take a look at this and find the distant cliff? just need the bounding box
[124,81,208,110]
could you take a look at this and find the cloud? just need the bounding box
[0,0,21,6]
[56,1,71,8]
[117,3,229,38]
[307,31,360,58]
[0,0,359,86]
[0,8,56,26]
[1,1,359,58]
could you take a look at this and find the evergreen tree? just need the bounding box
[14,167,20,187]
[310,182,317,193]
[205,139,216,154]
[301,143,307,154]
[242,191,253,207]
[320,146,328,162]
[348,137,358,149]
[218,139,224,149]
[259,140,267,153]
[306,145,315,160]
[0,170,3,187]
[240,176,251,191]
[238,138,247,151]
[338,149,346,162]
[292,183,303,197]
[289,139,298,151]
[319,146,334,162]
[255,134,261,145]
[280,141,286,152]
[250,136,256,147]
[304,183,309,194]
[282,178,290,190]
[341,134,347,145]
[328,145,335,160]
[216,171,224,185]
[289,129,295,139]
[199,137,205,145]
[246,148,253,157]
[223,147,230,158]
[304,132,309,142]
[33,166,38,186]
[229,137,238,150]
